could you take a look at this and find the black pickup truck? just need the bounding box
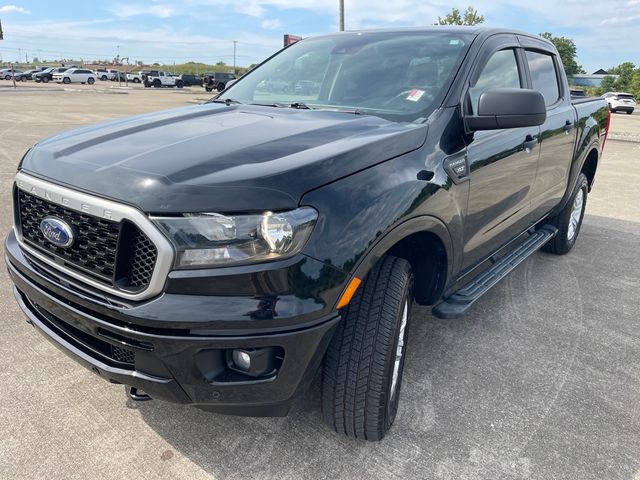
[6,27,609,441]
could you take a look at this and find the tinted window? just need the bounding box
[469,49,521,113]
[618,94,635,100]
[526,51,560,106]
[220,32,472,122]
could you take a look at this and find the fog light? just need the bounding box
[232,349,252,371]
[228,347,281,377]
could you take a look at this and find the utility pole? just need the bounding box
[339,0,345,31]
[233,40,238,74]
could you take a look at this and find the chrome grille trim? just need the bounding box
[14,171,174,301]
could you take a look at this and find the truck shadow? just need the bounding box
[134,215,640,480]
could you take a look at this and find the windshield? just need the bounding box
[219,31,471,122]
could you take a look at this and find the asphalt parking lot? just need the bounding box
[0,86,638,480]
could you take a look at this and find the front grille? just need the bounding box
[17,189,158,292]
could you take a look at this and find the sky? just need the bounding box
[0,0,638,71]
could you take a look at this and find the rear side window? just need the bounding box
[469,49,521,114]
[526,51,560,106]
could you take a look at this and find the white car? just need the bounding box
[603,91,636,114]
[95,69,117,81]
[126,71,144,83]
[53,68,97,85]
[143,71,184,88]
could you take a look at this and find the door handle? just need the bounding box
[523,135,538,152]
[563,120,574,134]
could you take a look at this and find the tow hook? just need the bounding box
[127,386,152,401]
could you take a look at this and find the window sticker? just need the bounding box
[406,89,425,102]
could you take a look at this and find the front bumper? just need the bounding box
[5,231,342,416]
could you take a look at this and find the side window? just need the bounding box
[526,50,560,106]
[469,49,521,114]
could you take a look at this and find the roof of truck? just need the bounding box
[320,26,553,45]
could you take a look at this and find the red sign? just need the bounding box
[284,34,303,47]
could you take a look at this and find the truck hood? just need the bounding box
[21,103,428,213]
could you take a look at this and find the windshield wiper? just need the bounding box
[249,102,312,109]
[208,98,242,105]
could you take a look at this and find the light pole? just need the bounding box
[233,40,237,74]
[339,0,344,31]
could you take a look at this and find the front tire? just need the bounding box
[322,255,413,441]
[42,77,49,83]
[63,77,71,84]
[627,110,633,115]
[542,173,588,255]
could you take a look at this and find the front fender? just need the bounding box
[300,148,462,304]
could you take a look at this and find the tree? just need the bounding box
[597,76,617,96]
[629,69,640,99]
[216,61,226,66]
[539,32,584,77]
[607,62,635,92]
[436,6,485,26]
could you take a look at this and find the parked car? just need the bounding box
[95,69,117,81]
[0,68,23,80]
[203,72,236,92]
[33,67,69,83]
[126,71,148,83]
[14,69,44,81]
[53,67,97,85]
[142,71,184,88]
[6,27,610,441]
[108,71,128,82]
[179,74,203,86]
[603,91,636,114]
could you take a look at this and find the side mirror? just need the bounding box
[466,88,546,131]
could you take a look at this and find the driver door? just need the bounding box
[462,39,541,270]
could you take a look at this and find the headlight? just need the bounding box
[152,207,317,268]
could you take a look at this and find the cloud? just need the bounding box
[109,4,175,18]
[0,4,30,14]
[261,18,283,30]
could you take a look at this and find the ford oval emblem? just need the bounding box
[40,217,75,248]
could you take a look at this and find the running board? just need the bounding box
[432,225,558,319]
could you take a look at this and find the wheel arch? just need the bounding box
[349,216,453,306]
[581,148,598,192]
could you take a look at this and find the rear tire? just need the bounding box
[87,77,95,85]
[627,110,633,115]
[322,255,413,441]
[542,173,588,255]
[176,80,184,89]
